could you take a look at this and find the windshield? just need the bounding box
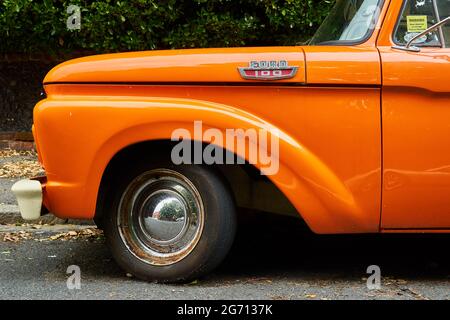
[310,0,383,45]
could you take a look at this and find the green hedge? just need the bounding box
[0,0,333,54]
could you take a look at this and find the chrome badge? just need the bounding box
[238,60,299,81]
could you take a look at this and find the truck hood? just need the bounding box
[44,47,306,84]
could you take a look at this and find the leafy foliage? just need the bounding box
[0,0,333,54]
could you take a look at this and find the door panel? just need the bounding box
[380,47,450,229]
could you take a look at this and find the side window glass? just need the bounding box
[437,0,450,46]
[394,0,449,47]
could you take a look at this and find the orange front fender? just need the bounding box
[34,96,375,233]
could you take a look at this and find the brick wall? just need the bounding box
[0,56,58,132]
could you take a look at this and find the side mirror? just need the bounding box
[393,16,450,52]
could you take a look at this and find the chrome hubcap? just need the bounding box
[139,190,187,243]
[118,169,204,266]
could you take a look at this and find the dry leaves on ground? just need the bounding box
[0,160,44,178]
[1,227,103,243]
[43,228,104,241]
[1,231,32,242]
[244,277,273,284]
[0,149,36,158]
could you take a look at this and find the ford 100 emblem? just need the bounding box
[238,60,299,81]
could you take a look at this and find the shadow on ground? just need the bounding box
[24,210,449,283]
[213,211,450,282]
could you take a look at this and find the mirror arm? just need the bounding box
[393,16,450,52]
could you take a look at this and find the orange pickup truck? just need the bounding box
[12,0,450,282]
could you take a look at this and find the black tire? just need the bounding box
[103,159,236,283]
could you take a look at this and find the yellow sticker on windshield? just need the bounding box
[407,15,428,33]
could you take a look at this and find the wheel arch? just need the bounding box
[94,140,302,228]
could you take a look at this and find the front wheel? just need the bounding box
[103,163,236,283]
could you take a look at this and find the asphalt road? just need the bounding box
[0,214,449,300]
[0,178,16,206]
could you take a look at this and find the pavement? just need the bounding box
[0,216,448,300]
[0,151,449,300]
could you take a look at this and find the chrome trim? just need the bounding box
[117,169,204,266]
[238,66,299,81]
[392,44,421,52]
